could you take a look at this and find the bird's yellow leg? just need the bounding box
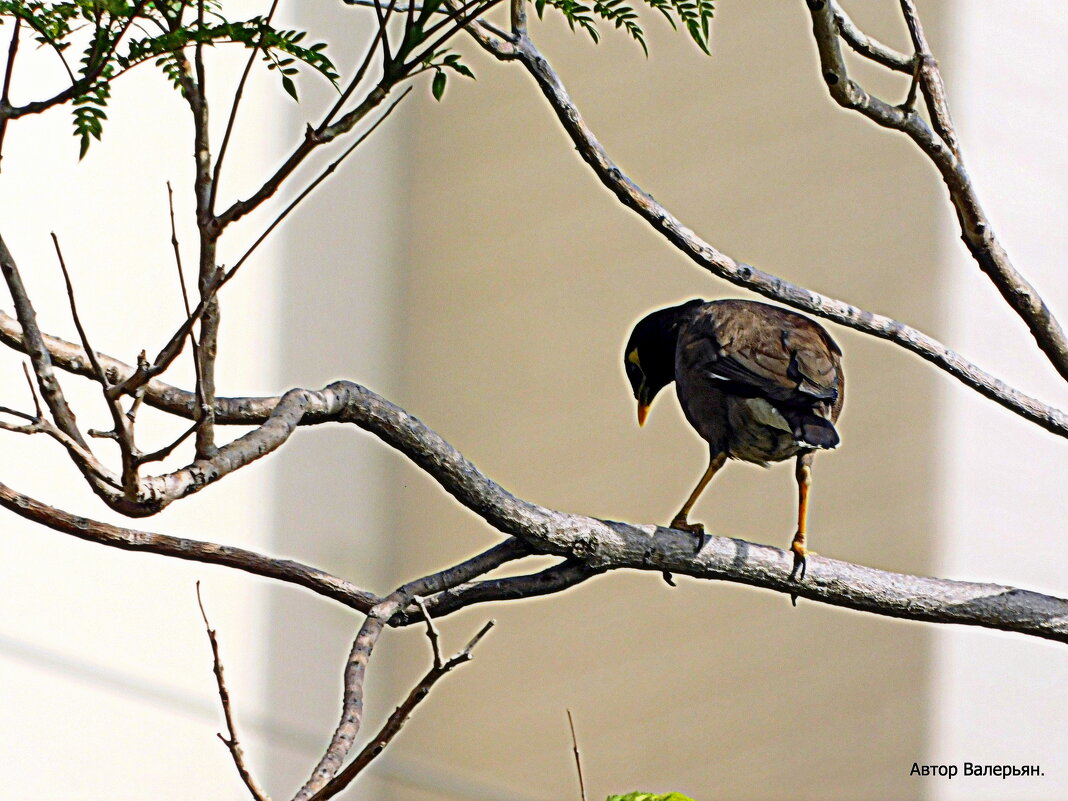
[670,452,727,550]
[790,455,813,582]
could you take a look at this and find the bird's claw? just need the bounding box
[788,541,808,606]
[670,518,707,554]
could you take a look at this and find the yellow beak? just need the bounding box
[637,403,650,427]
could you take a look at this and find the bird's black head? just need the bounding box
[624,299,705,426]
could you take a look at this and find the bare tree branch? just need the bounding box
[897,0,959,156]
[1,233,86,448]
[806,1,1068,383]
[186,10,221,460]
[393,559,602,624]
[830,1,910,72]
[2,383,1068,645]
[0,366,119,486]
[293,541,526,801]
[52,233,141,492]
[441,29,1068,439]
[228,86,414,277]
[0,478,378,610]
[196,582,273,801]
[567,710,588,801]
[309,618,495,801]
[208,0,283,216]
[0,16,21,171]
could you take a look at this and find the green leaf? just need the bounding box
[450,62,475,79]
[534,0,712,53]
[281,74,298,101]
[431,70,446,101]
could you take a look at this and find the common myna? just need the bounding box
[623,298,844,580]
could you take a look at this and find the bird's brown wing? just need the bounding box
[680,300,841,407]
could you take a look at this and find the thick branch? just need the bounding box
[0,478,379,610]
[392,559,601,624]
[3,383,1067,644]
[0,234,86,447]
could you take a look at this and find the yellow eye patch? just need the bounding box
[627,348,641,368]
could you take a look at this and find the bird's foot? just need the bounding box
[788,540,808,606]
[669,517,707,554]
[645,545,678,588]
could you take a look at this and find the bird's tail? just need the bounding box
[795,414,840,449]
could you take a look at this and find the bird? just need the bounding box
[623,298,844,582]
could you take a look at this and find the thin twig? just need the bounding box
[227,86,413,276]
[18,11,74,83]
[372,0,394,65]
[105,267,223,400]
[320,17,389,130]
[898,0,959,156]
[51,234,108,388]
[293,543,526,801]
[414,595,443,668]
[136,417,201,464]
[166,181,206,417]
[567,710,587,801]
[344,0,441,12]
[208,0,282,214]
[310,619,496,801]
[405,0,507,71]
[167,182,192,318]
[420,0,492,42]
[830,1,910,72]
[3,365,122,489]
[52,232,141,489]
[196,582,272,801]
[215,81,391,232]
[0,16,22,171]
[21,361,41,419]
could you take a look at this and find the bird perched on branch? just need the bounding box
[623,298,844,580]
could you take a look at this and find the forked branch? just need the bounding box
[2,381,1067,645]
[811,0,1068,382]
